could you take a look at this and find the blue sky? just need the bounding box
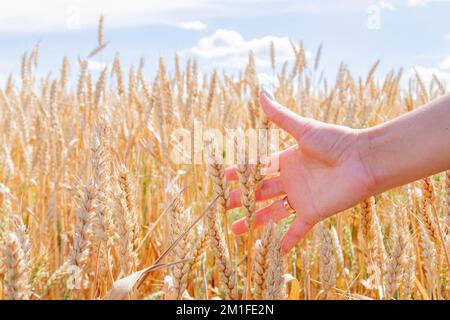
[0,0,449,87]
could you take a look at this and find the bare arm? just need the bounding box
[228,90,450,254]
[361,93,450,195]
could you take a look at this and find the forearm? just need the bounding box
[361,93,450,195]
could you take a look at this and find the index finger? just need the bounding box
[225,151,283,181]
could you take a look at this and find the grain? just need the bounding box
[384,230,407,299]
[206,146,236,300]
[420,177,439,243]
[2,233,30,300]
[168,186,191,299]
[318,224,336,295]
[68,182,95,270]
[1,20,449,299]
[253,222,275,299]
[263,224,285,300]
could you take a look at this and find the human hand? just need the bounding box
[226,89,376,254]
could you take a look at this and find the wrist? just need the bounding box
[355,127,383,197]
[357,121,407,196]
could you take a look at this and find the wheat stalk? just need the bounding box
[2,28,450,300]
[2,232,31,300]
[69,182,95,270]
[253,222,275,299]
[384,229,408,299]
[318,224,336,296]
[168,186,192,299]
[263,225,285,300]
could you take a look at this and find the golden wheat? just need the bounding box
[0,18,450,300]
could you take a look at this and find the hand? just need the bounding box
[226,90,377,254]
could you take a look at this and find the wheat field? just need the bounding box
[0,19,449,300]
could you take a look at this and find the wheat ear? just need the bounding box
[205,146,236,299]
[361,197,386,276]
[263,224,285,300]
[330,225,344,272]
[384,230,408,299]
[69,182,95,270]
[235,138,256,299]
[168,186,191,299]
[420,177,439,243]
[252,117,270,189]
[419,223,437,293]
[2,232,31,300]
[253,222,275,299]
[318,224,336,296]
[205,206,237,299]
[188,233,209,280]
[445,171,450,229]
[401,240,416,300]
[115,178,137,276]
[116,164,139,271]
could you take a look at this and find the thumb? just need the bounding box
[260,88,311,142]
[280,218,313,255]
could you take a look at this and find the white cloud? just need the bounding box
[407,0,450,6]
[405,54,450,90]
[182,29,309,70]
[379,0,396,11]
[87,60,108,71]
[177,21,207,31]
[257,72,277,87]
[0,75,7,88]
[0,0,375,34]
[440,56,450,70]
[407,65,450,88]
[408,0,430,6]
[445,33,450,40]
[0,0,210,33]
[413,53,444,61]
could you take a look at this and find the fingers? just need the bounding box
[228,176,284,209]
[231,198,291,235]
[280,218,313,255]
[225,151,284,181]
[260,152,283,176]
[225,164,253,181]
[260,89,311,141]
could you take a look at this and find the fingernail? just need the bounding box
[231,221,244,235]
[280,239,290,255]
[260,86,275,101]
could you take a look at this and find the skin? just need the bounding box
[226,90,450,254]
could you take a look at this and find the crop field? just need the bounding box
[0,18,449,300]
